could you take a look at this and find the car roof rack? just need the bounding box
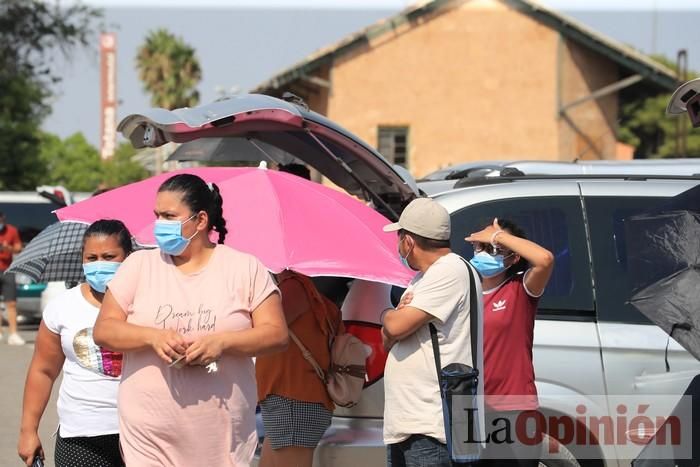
[453,173,700,189]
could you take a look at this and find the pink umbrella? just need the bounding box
[56,167,414,286]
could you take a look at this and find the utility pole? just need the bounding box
[676,49,688,158]
[651,0,658,55]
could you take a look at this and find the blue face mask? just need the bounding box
[398,236,416,270]
[469,251,512,278]
[399,247,410,268]
[154,214,198,256]
[83,261,121,293]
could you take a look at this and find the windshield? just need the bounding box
[419,168,457,182]
[0,202,58,244]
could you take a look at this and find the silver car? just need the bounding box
[418,159,700,195]
[118,95,700,467]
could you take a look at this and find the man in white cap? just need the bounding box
[381,197,484,467]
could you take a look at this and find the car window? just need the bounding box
[585,196,668,325]
[0,202,57,243]
[450,196,594,318]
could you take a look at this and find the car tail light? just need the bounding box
[344,321,387,387]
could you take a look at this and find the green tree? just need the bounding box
[0,74,48,189]
[136,29,202,109]
[619,55,700,158]
[39,133,103,192]
[0,1,101,189]
[102,142,150,187]
[40,134,150,192]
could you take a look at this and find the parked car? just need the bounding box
[418,160,515,181]
[0,187,78,323]
[0,191,58,322]
[118,95,700,467]
[418,159,700,195]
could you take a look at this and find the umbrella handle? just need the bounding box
[666,322,693,372]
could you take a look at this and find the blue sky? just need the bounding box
[46,2,700,146]
[79,0,700,9]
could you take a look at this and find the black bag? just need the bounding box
[430,258,482,464]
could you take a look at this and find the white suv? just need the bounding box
[0,191,67,322]
[117,94,700,467]
[314,175,700,467]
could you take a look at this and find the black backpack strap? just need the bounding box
[430,257,479,375]
[461,258,479,370]
[429,322,442,384]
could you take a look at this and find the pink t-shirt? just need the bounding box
[108,245,278,467]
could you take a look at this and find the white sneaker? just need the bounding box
[7,333,25,346]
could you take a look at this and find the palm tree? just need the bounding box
[136,29,202,110]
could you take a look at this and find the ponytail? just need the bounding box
[209,183,228,244]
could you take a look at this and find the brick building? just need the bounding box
[253,0,678,178]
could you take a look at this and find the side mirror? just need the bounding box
[667,78,700,128]
[686,93,700,128]
[35,185,72,207]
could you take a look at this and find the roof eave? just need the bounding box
[253,0,679,95]
[251,0,455,94]
[509,0,678,91]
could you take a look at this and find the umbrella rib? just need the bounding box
[265,173,291,270]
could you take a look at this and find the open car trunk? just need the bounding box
[117,94,418,220]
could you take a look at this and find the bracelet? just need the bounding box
[490,230,504,247]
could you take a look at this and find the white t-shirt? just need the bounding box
[43,286,120,438]
[383,252,485,445]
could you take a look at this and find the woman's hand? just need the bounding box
[465,218,502,245]
[185,334,225,366]
[148,329,189,364]
[17,430,43,467]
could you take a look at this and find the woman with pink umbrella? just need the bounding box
[93,174,287,467]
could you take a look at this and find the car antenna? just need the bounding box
[282,92,309,111]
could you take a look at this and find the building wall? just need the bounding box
[557,39,619,160]
[300,0,621,178]
[323,0,564,178]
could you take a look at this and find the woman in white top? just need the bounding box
[18,220,133,467]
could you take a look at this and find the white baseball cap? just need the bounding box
[383,198,451,241]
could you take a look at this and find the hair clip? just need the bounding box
[206,182,214,192]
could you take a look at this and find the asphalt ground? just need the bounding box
[0,326,59,467]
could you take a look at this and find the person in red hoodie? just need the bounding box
[0,212,24,345]
[466,218,554,467]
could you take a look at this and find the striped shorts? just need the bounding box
[260,394,332,449]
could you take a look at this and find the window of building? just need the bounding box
[377,126,409,167]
